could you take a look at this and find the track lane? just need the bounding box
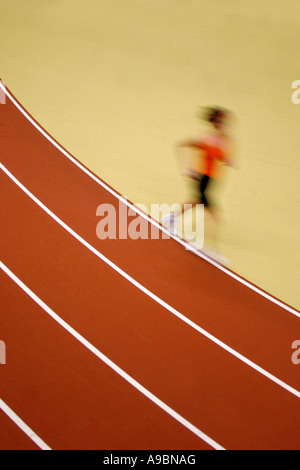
[1,170,300,449]
[0,269,213,450]
[0,90,299,393]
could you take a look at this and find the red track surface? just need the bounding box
[0,85,300,450]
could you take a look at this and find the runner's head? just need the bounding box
[202,107,232,130]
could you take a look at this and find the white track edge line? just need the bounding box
[0,261,224,451]
[1,163,299,400]
[0,398,51,450]
[1,82,299,318]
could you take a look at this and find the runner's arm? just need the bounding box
[176,138,204,150]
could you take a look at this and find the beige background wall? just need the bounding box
[1,0,299,309]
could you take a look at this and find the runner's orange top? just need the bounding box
[195,134,230,179]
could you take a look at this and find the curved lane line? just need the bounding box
[0,398,51,450]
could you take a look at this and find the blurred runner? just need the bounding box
[163,106,235,237]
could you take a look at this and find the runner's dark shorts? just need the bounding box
[198,174,212,207]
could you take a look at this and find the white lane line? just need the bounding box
[0,398,51,450]
[0,261,224,451]
[1,163,299,399]
[0,81,299,318]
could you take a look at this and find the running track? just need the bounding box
[0,83,300,450]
